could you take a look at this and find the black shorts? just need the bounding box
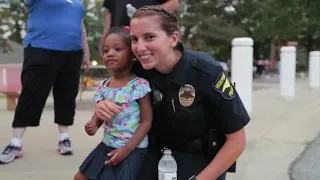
[79,142,147,180]
[12,45,82,128]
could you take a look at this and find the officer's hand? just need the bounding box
[96,100,122,122]
[105,146,131,166]
[84,121,97,136]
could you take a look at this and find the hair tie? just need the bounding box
[124,26,130,32]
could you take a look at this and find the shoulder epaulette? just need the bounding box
[184,49,221,76]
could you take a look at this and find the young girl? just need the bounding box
[74,26,153,180]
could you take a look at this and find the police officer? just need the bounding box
[95,5,250,180]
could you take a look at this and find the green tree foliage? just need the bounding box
[179,0,247,60]
[2,0,320,65]
[82,0,104,62]
[0,0,27,43]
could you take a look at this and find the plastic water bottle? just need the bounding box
[126,4,137,18]
[158,149,177,180]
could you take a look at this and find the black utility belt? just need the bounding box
[151,139,205,155]
[149,136,236,173]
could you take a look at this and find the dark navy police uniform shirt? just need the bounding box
[103,0,165,27]
[133,43,250,148]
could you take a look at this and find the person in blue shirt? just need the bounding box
[0,0,91,164]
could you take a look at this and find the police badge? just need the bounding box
[178,84,196,107]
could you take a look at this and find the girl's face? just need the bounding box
[103,34,132,71]
[130,15,178,70]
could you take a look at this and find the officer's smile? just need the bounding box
[139,54,152,61]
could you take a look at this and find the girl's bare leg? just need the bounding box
[73,171,89,180]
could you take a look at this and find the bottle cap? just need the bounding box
[163,149,172,155]
[126,4,132,8]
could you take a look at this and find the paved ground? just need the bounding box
[226,79,320,180]
[0,77,320,180]
[290,133,320,180]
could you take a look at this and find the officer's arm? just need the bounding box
[196,68,250,180]
[161,0,179,11]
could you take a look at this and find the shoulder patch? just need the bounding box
[212,72,235,99]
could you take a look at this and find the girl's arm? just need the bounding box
[125,94,153,152]
[91,113,104,129]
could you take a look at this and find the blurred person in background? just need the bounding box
[0,0,90,164]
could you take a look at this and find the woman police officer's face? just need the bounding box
[130,15,178,70]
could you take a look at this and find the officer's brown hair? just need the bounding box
[131,5,179,36]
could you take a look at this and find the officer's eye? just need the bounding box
[131,37,138,44]
[145,35,155,41]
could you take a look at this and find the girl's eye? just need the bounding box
[103,49,108,53]
[115,48,121,52]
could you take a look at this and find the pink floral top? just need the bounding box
[94,77,151,148]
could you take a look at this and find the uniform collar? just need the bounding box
[167,43,190,86]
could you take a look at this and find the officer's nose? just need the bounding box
[136,40,147,54]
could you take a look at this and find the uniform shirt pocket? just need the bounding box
[171,99,208,140]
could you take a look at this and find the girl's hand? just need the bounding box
[105,146,131,166]
[96,100,122,122]
[84,121,98,136]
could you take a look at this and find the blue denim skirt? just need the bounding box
[79,142,147,180]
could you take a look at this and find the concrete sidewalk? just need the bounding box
[291,133,320,180]
[228,80,320,180]
[0,79,319,180]
[0,93,100,180]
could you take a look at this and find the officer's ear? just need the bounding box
[130,52,137,61]
[170,31,179,48]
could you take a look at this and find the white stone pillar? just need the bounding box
[280,46,296,100]
[309,51,320,89]
[231,37,254,113]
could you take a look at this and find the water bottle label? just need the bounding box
[158,172,177,180]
